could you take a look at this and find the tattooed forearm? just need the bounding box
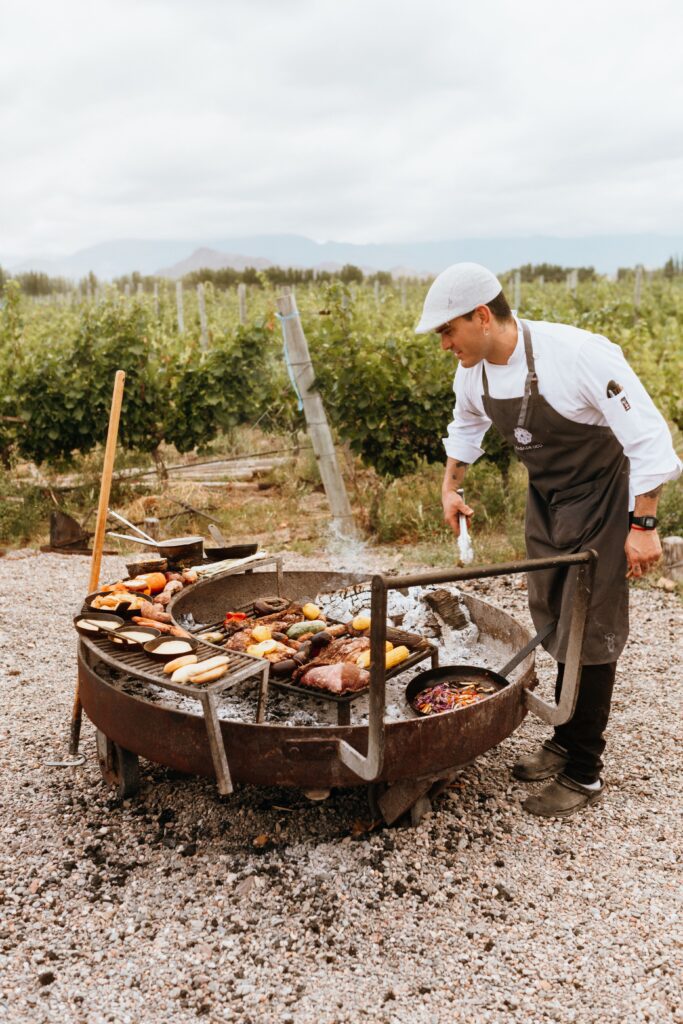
[443,457,469,498]
[634,483,664,517]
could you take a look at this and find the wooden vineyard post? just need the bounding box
[374,279,380,305]
[238,283,247,325]
[568,269,578,296]
[67,370,126,757]
[197,284,209,349]
[153,281,159,318]
[276,292,356,539]
[634,265,643,313]
[176,281,184,334]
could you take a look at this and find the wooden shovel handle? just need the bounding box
[69,370,126,755]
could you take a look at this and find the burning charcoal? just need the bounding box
[287,710,318,727]
[424,589,469,630]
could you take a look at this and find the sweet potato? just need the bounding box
[132,617,173,634]
[138,600,172,623]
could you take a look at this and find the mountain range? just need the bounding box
[7,233,683,280]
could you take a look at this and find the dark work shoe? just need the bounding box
[522,774,604,819]
[512,740,568,782]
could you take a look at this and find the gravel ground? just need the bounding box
[0,550,681,1024]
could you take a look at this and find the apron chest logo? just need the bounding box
[513,425,544,452]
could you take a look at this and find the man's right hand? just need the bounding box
[442,491,473,537]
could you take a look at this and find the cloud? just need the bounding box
[1,0,682,259]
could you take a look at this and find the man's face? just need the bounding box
[435,310,489,368]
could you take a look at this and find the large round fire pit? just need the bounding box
[78,555,595,822]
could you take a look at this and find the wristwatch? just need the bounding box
[629,514,658,530]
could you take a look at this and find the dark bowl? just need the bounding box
[405,664,507,717]
[74,612,125,638]
[84,589,143,620]
[109,624,161,649]
[204,542,259,562]
[143,634,199,661]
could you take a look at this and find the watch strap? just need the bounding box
[629,514,658,530]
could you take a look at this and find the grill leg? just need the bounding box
[199,692,233,796]
[255,666,269,724]
[96,730,140,799]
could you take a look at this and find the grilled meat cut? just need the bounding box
[299,662,370,694]
[292,636,369,680]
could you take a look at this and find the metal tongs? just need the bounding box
[105,508,204,560]
[456,488,474,564]
[106,508,158,545]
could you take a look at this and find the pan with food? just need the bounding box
[405,665,504,716]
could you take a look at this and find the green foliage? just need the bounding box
[0,468,52,543]
[0,274,680,500]
[511,263,596,283]
[15,271,71,296]
[365,458,527,546]
[163,323,282,452]
[14,298,169,463]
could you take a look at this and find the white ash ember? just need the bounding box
[316,582,479,650]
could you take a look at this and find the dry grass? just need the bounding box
[4,426,679,581]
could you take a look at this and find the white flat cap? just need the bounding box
[415,262,503,334]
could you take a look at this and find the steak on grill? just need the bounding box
[299,662,370,694]
[292,636,369,681]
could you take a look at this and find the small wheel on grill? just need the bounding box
[96,729,140,799]
[253,596,290,616]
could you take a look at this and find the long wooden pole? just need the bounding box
[68,370,126,755]
[276,293,356,539]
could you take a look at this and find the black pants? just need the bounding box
[552,662,617,784]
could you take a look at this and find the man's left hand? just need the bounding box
[625,529,662,578]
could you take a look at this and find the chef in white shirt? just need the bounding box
[416,263,681,818]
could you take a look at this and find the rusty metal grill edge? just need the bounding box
[335,551,597,782]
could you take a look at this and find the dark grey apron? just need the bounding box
[481,321,630,664]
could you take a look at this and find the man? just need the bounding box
[416,263,681,818]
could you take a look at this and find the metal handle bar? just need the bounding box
[106,531,158,549]
[107,508,157,544]
[336,550,597,782]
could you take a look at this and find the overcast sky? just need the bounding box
[2,0,682,260]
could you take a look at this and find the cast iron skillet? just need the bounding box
[204,542,259,562]
[405,664,508,716]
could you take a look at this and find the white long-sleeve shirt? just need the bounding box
[443,317,681,508]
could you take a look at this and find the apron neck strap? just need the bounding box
[516,320,539,433]
[481,361,490,398]
[481,319,537,410]
[520,319,538,385]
